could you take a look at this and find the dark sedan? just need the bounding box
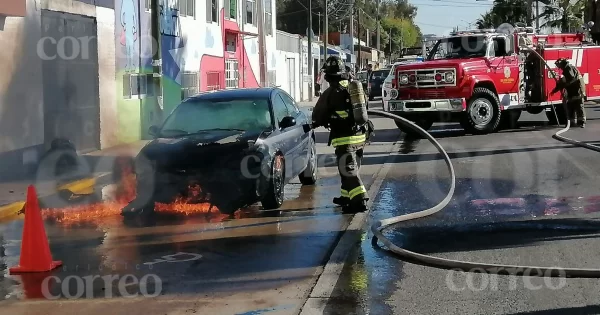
[121,88,317,216]
[367,69,389,100]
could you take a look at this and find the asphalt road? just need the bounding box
[1,101,600,315]
[320,104,600,315]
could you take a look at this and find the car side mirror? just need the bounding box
[279,116,296,129]
[148,125,160,137]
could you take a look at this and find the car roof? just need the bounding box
[187,88,277,101]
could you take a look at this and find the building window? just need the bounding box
[225,59,239,89]
[267,70,276,87]
[123,74,155,99]
[264,0,272,35]
[226,33,237,52]
[206,0,218,23]
[225,0,237,19]
[178,0,194,17]
[246,0,255,26]
[206,72,221,91]
[181,72,199,99]
[144,0,151,11]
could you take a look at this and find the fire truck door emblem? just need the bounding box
[504,67,511,78]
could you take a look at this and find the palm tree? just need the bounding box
[475,0,530,29]
[540,0,586,32]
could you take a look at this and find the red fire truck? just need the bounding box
[385,26,600,134]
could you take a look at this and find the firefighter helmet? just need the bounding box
[555,58,569,69]
[322,56,347,76]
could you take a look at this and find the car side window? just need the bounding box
[280,93,299,114]
[272,94,289,125]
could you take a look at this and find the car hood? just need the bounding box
[395,58,487,71]
[139,129,268,170]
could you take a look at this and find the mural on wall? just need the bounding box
[120,0,138,72]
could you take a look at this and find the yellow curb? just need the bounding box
[57,177,97,195]
[0,201,25,221]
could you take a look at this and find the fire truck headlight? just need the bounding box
[445,72,455,83]
[389,89,399,99]
[399,74,409,84]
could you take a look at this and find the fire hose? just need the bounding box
[368,47,600,278]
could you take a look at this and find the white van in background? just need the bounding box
[381,58,423,110]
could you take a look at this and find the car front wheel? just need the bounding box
[261,155,285,210]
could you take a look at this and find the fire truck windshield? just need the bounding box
[427,35,487,60]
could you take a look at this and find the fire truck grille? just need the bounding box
[421,90,446,99]
[397,68,456,88]
[405,102,431,109]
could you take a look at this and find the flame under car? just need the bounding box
[121,88,317,216]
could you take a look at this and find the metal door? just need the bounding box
[286,58,296,99]
[41,10,100,152]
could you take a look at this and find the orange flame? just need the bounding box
[42,157,235,226]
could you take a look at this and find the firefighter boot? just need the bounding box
[578,121,586,128]
[343,197,369,214]
[333,196,350,206]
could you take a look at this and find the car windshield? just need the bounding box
[427,35,487,60]
[371,70,388,80]
[159,98,272,137]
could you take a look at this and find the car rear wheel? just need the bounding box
[261,155,285,210]
[299,138,317,185]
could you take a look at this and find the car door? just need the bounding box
[487,36,520,106]
[279,90,308,178]
[271,92,297,182]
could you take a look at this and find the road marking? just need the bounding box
[298,133,404,315]
[143,252,203,266]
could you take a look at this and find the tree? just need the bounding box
[475,0,530,29]
[380,17,421,56]
[541,0,586,32]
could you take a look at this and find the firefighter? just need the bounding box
[312,55,370,213]
[550,58,587,128]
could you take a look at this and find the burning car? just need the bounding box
[121,88,317,216]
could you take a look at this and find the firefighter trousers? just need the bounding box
[335,144,368,206]
[566,99,586,124]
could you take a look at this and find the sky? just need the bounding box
[411,0,496,35]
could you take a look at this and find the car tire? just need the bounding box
[261,155,285,210]
[461,87,502,134]
[299,137,317,185]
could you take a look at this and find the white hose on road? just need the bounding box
[368,109,600,278]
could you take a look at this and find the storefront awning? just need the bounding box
[320,46,346,59]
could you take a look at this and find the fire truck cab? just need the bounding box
[386,26,600,134]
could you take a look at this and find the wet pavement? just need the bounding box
[319,107,600,314]
[0,102,400,314]
[2,103,600,314]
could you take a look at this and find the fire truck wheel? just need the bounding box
[462,87,502,134]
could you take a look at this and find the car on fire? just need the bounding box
[121,88,317,216]
[386,26,600,135]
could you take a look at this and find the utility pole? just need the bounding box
[376,0,380,53]
[389,27,392,60]
[308,0,313,101]
[324,0,328,61]
[357,8,361,69]
[349,9,354,68]
[257,0,267,86]
[150,0,162,110]
[535,0,539,31]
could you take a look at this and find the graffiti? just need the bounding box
[120,0,138,72]
[160,3,179,37]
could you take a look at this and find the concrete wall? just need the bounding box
[0,0,44,176]
[0,0,116,179]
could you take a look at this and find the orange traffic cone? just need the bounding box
[9,185,62,274]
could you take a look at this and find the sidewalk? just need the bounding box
[0,141,149,220]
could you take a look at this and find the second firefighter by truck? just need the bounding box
[550,57,587,128]
[312,56,371,213]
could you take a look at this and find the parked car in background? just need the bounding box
[382,58,423,110]
[367,69,390,101]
